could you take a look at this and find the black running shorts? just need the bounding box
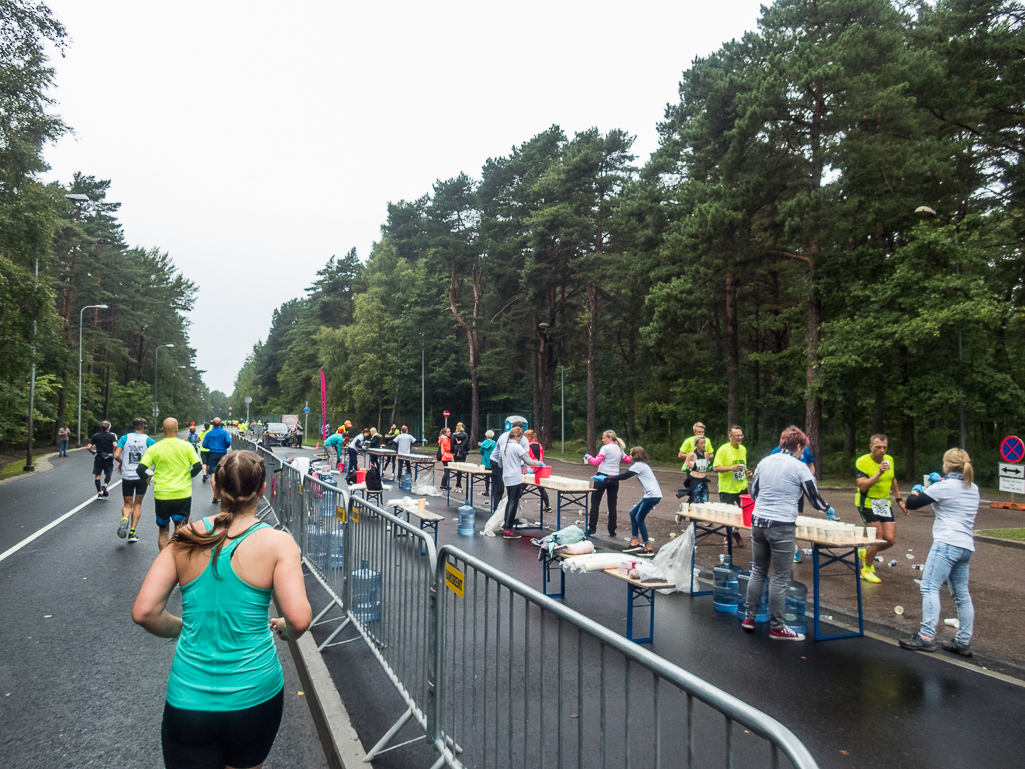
[121,478,148,498]
[154,497,192,527]
[93,454,114,477]
[161,688,283,769]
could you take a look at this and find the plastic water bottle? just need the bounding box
[457,503,476,535]
[399,472,412,491]
[736,573,751,618]
[785,579,808,634]
[352,559,382,622]
[713,556,740,613]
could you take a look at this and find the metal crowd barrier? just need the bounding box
[430,547,819,769]
[231,437,818,769]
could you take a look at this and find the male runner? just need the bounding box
[855,434,908,583]
[678,422,715,471]
[197,421,212,481]
[713,425,751,546]
[87,421,119,501]
[113,417,155,542]
[201,417,232,504]
[137,417,202,551]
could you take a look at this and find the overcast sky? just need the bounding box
[41,0,766,394]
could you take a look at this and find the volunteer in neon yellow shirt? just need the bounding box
[855,434,907,583]
[138,417,202,551]
[713,426,751,546]
[678,421,715,472]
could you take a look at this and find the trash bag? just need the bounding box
[365,465,383,491]
[653,523,696,594]
[411,477,441,496]
[483,498,507,537]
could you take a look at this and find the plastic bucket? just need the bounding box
[356,468,367,484]
[740,494,755,527]
[535,466,552,479]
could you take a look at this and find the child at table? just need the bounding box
[601,447,662,556]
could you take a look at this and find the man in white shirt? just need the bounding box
[394,426,417,477]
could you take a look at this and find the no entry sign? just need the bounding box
[1000,436,1024,463]
[443,410,450,418]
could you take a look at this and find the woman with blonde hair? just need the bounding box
[899,448,980,656]
[133,451,312,767]
[602,446,662,556]
[584,430,629,537]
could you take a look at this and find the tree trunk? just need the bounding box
[725,270,740,428]
[873,375,885,436]
[805,269,822,479]
[586,280,598,455]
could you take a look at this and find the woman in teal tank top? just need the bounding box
[133,451,312,769]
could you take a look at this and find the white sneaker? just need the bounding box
[117,516,130,539]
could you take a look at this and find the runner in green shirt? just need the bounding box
[713,425,751,546]
[854,434,907,583]
[138,418,202,552]
[678,421,715,472]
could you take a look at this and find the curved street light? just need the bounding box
[154,344,175,425]
[77,304,109,447]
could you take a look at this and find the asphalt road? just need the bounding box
[280,443,1025,769]
[0,446,328,768]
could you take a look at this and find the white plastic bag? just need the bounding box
[555,540,594,556]
[482,498,507,537]
[653,523,696,594]
[411,477,441,496]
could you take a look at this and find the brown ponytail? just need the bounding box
[171,451,265,574]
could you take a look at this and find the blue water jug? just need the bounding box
[785,579,808,634]
[307,524,343,569]
[398,472,412,491]
[352,558,382,621]
[736,569,770,623]
[457,503,476,535]
[713,556,740,613]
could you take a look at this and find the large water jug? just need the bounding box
[785,579,808,634]
[712,556,740,613]
[307,524,343,569]
[398,471,412,491]
[457,503,476,535]
[352,558,382,621]
[736,568,770,623]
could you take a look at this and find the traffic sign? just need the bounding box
[1000,436,1024,463]
[1000,476,1025,494]
[443,410,450,418]
[999,463,1024,479]
[304,407,311,413]
[244,396,252,404]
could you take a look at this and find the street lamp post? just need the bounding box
[77,304,109,447]
[153,344,175,425]
[421,333,426,445]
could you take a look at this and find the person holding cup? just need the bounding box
[855,434,908,583]
[713,426,752,546]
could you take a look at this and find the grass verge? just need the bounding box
[976,528,1025,543]
[0,453,57,480]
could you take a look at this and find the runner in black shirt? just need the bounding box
[87,421,119,501]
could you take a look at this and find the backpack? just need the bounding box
[346,469,358,485]
[436,445,442,460]
[365,465,383,491]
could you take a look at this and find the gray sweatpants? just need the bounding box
[744,523,796,631]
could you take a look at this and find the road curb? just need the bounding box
[974,533,1025,551]
[275,599,369,769]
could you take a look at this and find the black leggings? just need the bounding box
[162,688,284,769]
[503,483,525,530]
[589,477,619,534]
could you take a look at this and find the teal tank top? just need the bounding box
[166,519,284,710]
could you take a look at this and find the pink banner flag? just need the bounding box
[320,369,327,441]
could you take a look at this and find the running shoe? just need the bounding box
[793,550,802,564]
[543,506,552,513]
[117,516,130,539]
[212,496,219,504]
[860,567,881,583]
[127,530,139,543]
[769,626,805,641]
[899,634,938,652]
[623,545,643,553]
[501,529,520,539]
[857,547,867,567]
[638,549,655,558]
[941,639,973,657]
[102,485,109,498]
[741,617,755,631]
[96,492,106,501]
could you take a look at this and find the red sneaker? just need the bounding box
[769,626,805,642]
[741,617,755,631]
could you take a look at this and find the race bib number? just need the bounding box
[870,498,893,519]
[732,466,746,481]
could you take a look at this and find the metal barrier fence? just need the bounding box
[230,436,819,769]
[431,547,819,769]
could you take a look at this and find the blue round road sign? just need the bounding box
[1000,436,1024,463]
[304,407,311,413]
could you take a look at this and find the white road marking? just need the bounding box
[0,481,123,563]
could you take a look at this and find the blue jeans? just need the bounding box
[59,439,68,456]
[347,447,358,472]
[919,541,974,644]
[629,497,660,543]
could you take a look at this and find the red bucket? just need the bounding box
[740,494,755,527]
[534,465,552,479]
[356,468,367,484]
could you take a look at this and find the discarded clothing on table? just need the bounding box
[532,538,594,559]
[530,525,586,556]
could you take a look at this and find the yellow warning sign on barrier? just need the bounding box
[445,562,465,599]
[335,506,345,523]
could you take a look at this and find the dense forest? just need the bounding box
[0,1,210,458]
[231,0,1025,484]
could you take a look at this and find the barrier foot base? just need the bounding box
[317,615,351,652]
[365,705,414,761]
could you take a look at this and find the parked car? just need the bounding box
[262,422,292,448]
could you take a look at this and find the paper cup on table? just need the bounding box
[797,525,808,539]
[842,527,855,544]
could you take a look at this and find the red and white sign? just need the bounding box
[443,410,450,418]
[282,414,299,429]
